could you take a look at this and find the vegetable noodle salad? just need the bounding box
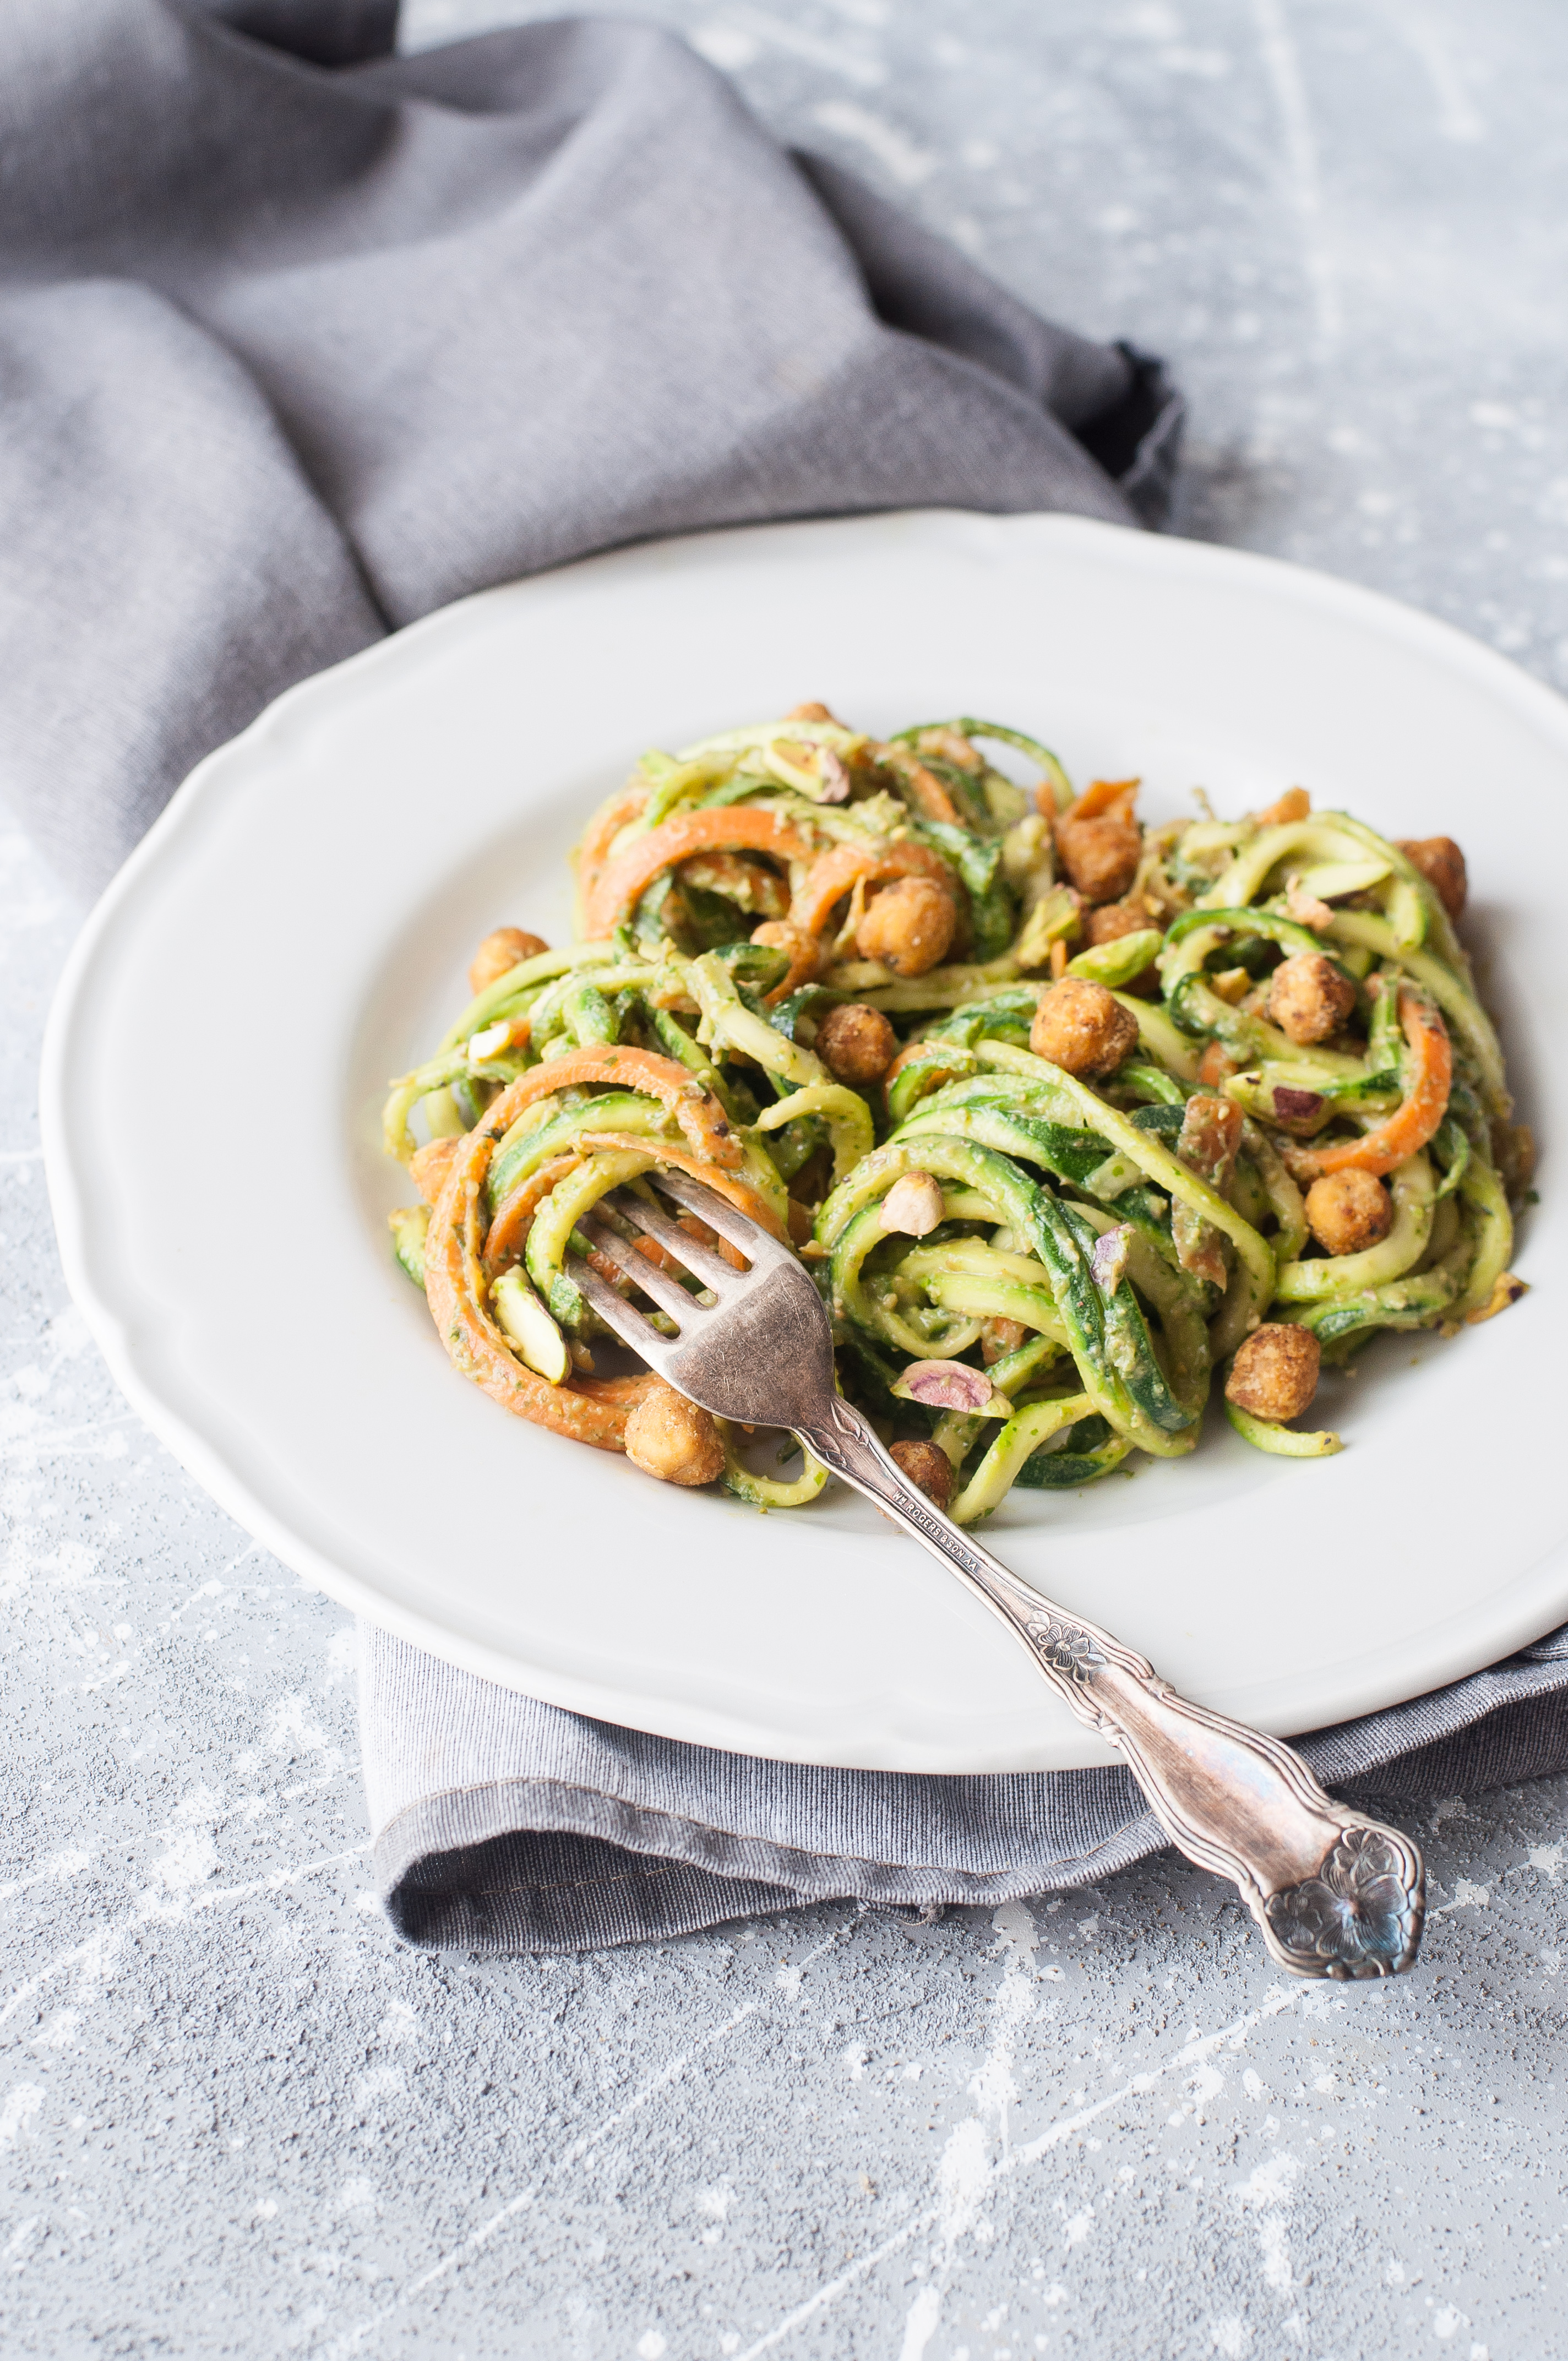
[384,705,1531,1520]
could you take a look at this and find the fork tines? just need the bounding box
[598,1184,743,1290]
[570,1175,761,1361]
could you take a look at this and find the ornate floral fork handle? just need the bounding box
[800,1396,1424,1980]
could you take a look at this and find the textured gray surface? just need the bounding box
[5,2,1568,2354]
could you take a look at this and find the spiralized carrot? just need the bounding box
[423,1133,639,1449]
[1288,988,1452,1180]
[574,781,650,917]
[581,807,814,939]
[789,839,958,944]
[483,1153,581,1276]
[874,744,960,825]
[1064,777,1139,823]
[481,1045,742,1172]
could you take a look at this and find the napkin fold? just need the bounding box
[12,1,1561,1955]
[362,1627,1568,1950]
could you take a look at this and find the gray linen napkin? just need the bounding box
[10,1,1561,1953]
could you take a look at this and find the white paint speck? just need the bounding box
[0,2085,43,2147]
[990,1900,1037,1956]
[636,2333,667,2360]
[1258,2216,1292,2292]
[1211,2318,1252,2357]
[898,2284,942,2361]
[353,2066,405,2106]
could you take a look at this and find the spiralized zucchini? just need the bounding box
[385,710,1530,1517]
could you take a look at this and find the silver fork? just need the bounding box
[574,1172,1424,1981]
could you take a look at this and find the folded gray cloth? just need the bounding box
[362,1625,1568,1950]
[0,0,1179,898]
[12,1,1562,1954]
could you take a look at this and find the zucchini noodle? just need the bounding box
[384,709,1531,1514]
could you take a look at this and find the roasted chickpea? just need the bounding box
[1028,977,1139,1079]
[409,1135,460,1205]
[1086,896,1159,993]
[1396,835,1467,921]
[1225,1324,1321,1422]
[1086,897,1152,946]
[468,926,548,997]
[1304,1168,1392,1257]
[1267,951,1357,1047]
[816,1000,897,1084]
[750,918,824,997]
[889,1440,954,1509]
[624,1384,725,1487]
[1053,784,1141,905]
[856,877,957,977]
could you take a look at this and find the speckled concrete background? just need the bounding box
[5,3,1568,2354]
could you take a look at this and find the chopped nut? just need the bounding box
[1397,835,1467,921]
[1267,951,1357,1046]
[816,1000,897,1083]
[889,1440,954,1509]
[785,699,840,723]
[1257,787,1311,826]
[1091,1225,1133,1294]
[1028,977,1139,1079]
[856,877,957,976]
[1284,878,1334,932]
[1173,1095,1243,1288]
[1197,1040,1239,1087]
[1305,1169,1392,1256]
[1226,1324,1320,1422]
[897,1360,997,1412]
[882,1171,946,1236]
[468,926,548,997]
[624,1384,725,1486]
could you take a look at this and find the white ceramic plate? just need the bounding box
[43,512,1568,1772]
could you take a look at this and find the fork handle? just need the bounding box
[798,1396,1423,1981]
